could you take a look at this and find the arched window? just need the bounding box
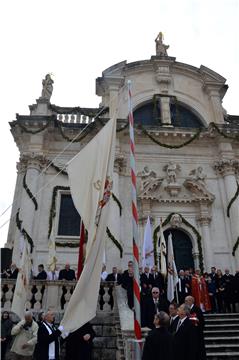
[133,98,204,128]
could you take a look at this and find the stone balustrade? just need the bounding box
[1,279,116,321]
[56,113,95,124]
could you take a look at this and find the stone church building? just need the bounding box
[6,35,239,274]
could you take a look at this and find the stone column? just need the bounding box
[214,159,239,268]
[159,96,172,126]
[197,211,213,272]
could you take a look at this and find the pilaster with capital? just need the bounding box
[213,159,239,266]
[196,211,213,271]
[12,153,47,263]
[104,77,125,118]
[205,86,225,124]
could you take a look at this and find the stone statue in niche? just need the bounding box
[170,213,182,228]
[138,166,157,191]
[155,32,169,57]
[40,73,54,101]
[189,166,206,185]
[164,162,181,184]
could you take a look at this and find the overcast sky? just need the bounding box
[0,0,238,247]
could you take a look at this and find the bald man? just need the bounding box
[58,263,76,281]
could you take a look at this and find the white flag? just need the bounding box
[167,233,179,302]
[11,239,31,319]
[61,117,116,333]
[47,223,57,272]
[159,219,167,276]
[142,216,154,268]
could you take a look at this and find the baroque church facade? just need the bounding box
[6,35,239,274]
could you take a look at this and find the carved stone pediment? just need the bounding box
[138,177,215,204]
[138,178,164,199]
[183,179,215,203]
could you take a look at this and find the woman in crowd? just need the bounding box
[1,311,13,360]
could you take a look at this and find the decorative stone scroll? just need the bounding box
[213,159,239,176]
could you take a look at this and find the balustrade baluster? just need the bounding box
[76,114,81,123]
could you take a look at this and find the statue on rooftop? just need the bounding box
[40,73,54,101]
[155,32,169,57]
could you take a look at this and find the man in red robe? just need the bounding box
[191,270,211,312]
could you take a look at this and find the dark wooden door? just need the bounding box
[160,228,194,271]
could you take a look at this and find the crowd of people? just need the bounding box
[1,261,239,359]
[1,310,95,360]
[109,262,239,315]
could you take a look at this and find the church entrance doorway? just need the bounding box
[163,228,194,271]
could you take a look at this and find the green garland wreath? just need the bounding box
[48,186,70,238]
[211,122,239,141]
[23,174,38,210]
[106,227,123,258]
[16,209,34,253]
[232,236,239,256]
[17,120,51,134]
[55,241,79,248]
[55,120,96,143]
[140,126,202,149]
[153,213,204,273]
[112,193,122,216]
[227,181,239,218]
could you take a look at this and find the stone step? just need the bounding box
[205,323,239,330]
[205,313,239,319]
[205,336,239,345]
[204,329,239,337]
[206,343,239,353]
[205,318,239,325]
[207,352,239,360]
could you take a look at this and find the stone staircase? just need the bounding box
[91,312,125,360]
[204,313,239,360]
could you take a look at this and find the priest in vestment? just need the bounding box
[191,270,211,312]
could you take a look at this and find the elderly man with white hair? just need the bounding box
[10,311,38,360]
[35,310,64,360]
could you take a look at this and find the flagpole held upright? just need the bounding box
[128,80,142,357]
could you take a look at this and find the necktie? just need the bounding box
[176,320,181,332]
[154,300,158,313]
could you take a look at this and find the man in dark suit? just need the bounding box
[168,303,179,334]
[106,266,122,284]
[185,295,206,360]
[35,310,63,360]
[176,270,189,304]
[142,287,169,328]
[142,311,173,360]
[58,263,76,281]
[140,266,153,295]
[65,322,95,360]
[34,264,47,280]
[5,263,19,279]
[173,304,199,360]
[222,269,235,312]
[150,266,165,292]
